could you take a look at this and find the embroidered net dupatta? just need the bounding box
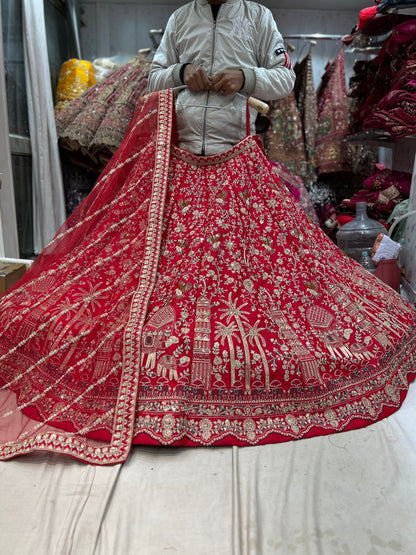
[0,91,173,464]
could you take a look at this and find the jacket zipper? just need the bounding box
[201,13,218,155]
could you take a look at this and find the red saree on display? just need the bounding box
[0,90,415,464]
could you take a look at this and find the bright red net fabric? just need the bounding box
[0,91,170,463]
[0,89,415,464]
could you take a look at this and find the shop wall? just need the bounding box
[79,2,360,89]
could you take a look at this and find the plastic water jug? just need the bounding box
[336,202,385,267]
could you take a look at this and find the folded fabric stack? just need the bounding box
[55,59,96,113]
[348,59,380,134]
[348,18,416,138]
[363,46,416,136]
[337,167,412,223]
[348,55,393,134]
[55,53,151,172]
[349,20,416,138]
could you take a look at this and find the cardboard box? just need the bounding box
[0,262,26,294]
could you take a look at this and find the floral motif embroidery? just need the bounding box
[0,90,415,465]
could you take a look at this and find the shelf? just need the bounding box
[347,45,385,54]
[346,129,396,146]
[377,3,416,15]
[346,129,416,146]
[344,29,392,51]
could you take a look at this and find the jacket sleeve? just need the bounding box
[243,8,295,101]
[147,15,184,91]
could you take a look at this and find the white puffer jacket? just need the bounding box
[148,0,295,155]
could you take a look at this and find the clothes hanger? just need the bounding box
[294,39,317,65]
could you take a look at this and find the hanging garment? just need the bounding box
[316,50,352,177]
[0,90,415,464]
[294,52,318,182]
[55,53,151,172]
[263,91,308,180]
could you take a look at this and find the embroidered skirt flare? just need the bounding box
[0,90,415,464]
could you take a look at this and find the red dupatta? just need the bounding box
[0,90,174,464]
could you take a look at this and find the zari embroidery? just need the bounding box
[0,90,415,464]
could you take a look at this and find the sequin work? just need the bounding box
[0,90,415,463]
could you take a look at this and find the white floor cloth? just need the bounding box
[1,381,415,555]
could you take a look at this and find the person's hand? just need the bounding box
[183,64,212,92]
[211,69,244,95]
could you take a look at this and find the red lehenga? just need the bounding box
[0,90,415,464]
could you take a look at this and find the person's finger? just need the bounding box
[185,65,211,91]
[183,64,198,88]
[211,70,244,94]
[211,73,223,89]
[212,72,234,94]
[194,68,208,90]
[211,75,226,93]
[197,66,212,89]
